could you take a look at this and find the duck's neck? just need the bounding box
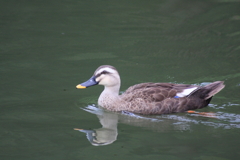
[100,85,120,99]
[98,85,120,108]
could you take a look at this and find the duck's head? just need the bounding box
[76,65,121,89]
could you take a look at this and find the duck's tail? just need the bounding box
[189,81,225,100]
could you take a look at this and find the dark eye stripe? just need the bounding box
[95,70,110,78]
[101,71,110,74]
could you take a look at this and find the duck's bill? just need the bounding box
[76,76,98,89]
[76,84,87,89]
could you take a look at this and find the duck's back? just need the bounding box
[120,82,224,115]
[122,82,198,102]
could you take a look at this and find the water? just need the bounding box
[1,0,240,159]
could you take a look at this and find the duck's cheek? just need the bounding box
[95,77,101,83]
[98,78,109,86]
[96,76,105,85]
[98,76,115,86]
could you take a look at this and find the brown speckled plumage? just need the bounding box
[77,65,225,115]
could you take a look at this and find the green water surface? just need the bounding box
[1,0,240,160]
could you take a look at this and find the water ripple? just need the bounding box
[81,104,240,131]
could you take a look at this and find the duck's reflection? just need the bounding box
[75,104,240,146]
[74,106,118,146]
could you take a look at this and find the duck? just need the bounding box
[76,65,225,115]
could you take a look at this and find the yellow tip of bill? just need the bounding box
[76,84,86,89]
[74,128,83,130]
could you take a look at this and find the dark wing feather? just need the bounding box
[122,83,198,103]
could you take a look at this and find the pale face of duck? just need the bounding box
[76,65,121,89]
[95,67,120,87]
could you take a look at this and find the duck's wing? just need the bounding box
[122,83,199,102]
[120,82,224,115]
